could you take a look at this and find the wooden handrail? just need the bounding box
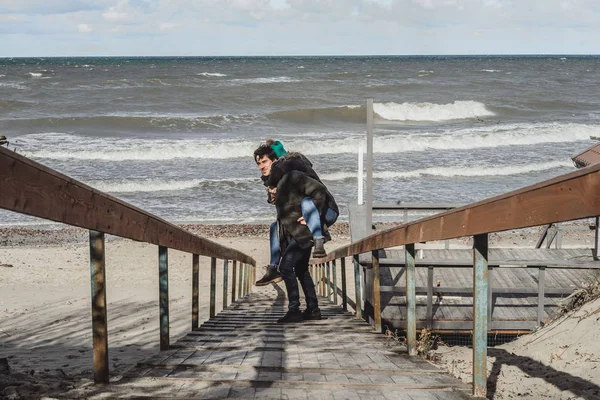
[314,162,600,263]
[0,147,255,265]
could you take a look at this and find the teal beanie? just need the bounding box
[270,140,288,158]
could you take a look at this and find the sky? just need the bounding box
[0,0,599,57]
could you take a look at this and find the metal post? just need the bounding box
[537,267,546,326]
[332,259,338,305]
[426,266,433,330]
[341,257,347,311]
[488,267,494,328]
[159,245,169,351]
[223,260,229,309]
[353,255,362,319]
[372,250,382,332]
[326,262,332,300]
[358,144,364,205]
[89,230,109,384]
[232,261,237,303]
[405,244,416,355]
[238,263,243,299]
[210,257,216,318]
[594,216,600,260]
[472,234,489,398]
[366,98,374,234]
[192,254,199,330]
[242,263,247,296]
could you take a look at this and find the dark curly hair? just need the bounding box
[253,139,278,163]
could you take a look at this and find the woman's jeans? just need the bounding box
[269,198,338,265]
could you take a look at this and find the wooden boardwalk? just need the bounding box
[101,286,470,399]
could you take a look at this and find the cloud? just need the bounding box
[78,23,93,33]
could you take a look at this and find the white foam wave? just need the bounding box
[374,101,495,122]
[321,161,574,181]
[27,72,43,78]
[0,74,5,78]
[89,177,255,193]
[480,69,502,73]
[198,72,227,77]
[19,122,596,161]
[231,76,301,84]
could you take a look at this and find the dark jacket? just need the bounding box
[271,170,330,249]
[266,152,339,216]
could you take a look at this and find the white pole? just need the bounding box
[366,99,374,233]
[358,144,363,205]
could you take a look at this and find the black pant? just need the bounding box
[278,239,318,311]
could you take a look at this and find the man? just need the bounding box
[253,140,338,286]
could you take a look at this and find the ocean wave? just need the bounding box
[230,76,301,84]
[321,161,574,181]
[89,177,255,193]
[480,69,502,73]
[18,122,595,161]
[27,72,43,78]
[198,72,227,77]
[7,113,261,132]
[374,101,495,122]
[268,101,494,124]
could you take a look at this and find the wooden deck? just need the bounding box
[99,286,469,399]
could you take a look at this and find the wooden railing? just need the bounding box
[0,146,256,383]
[310,162,600,398]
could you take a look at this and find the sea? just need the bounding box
[1,55,598,227]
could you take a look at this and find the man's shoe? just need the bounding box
[277,308,303,323]
[255,264,283,286]
[312,237,327,258]
[302,307,322,320]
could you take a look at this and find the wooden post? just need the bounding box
[372,250,382,332]
[405,244,416,355]
[353,255,362,319]
[192,254,199,330]
[537,267,546,326]
[89,230,109,384]
[159,245,169,351]
[426,266,433,330]
[223,260,229,309]
[366,98,374,234]
[209,257,216,318]
[231,261,237,303]
[332,259,338,305]
[472,234,489,398]
[341,257,347,311]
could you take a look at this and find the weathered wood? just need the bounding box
[332,259,338,305]
[0,147,255,265]
[316,162,600,262]
[595,216,600,260]
[159,246,169,351]
[535,224,553,248]
[426,267,434,329]
[538,267,546,326]
[89,230,109,384]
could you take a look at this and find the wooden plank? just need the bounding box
[314,162,600,262]
[0,147,255,265]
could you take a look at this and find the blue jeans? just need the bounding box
[269,198,338,266]
[301,197,338,239]
[278,239,318,310]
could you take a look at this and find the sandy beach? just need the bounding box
[1,222,599,399]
